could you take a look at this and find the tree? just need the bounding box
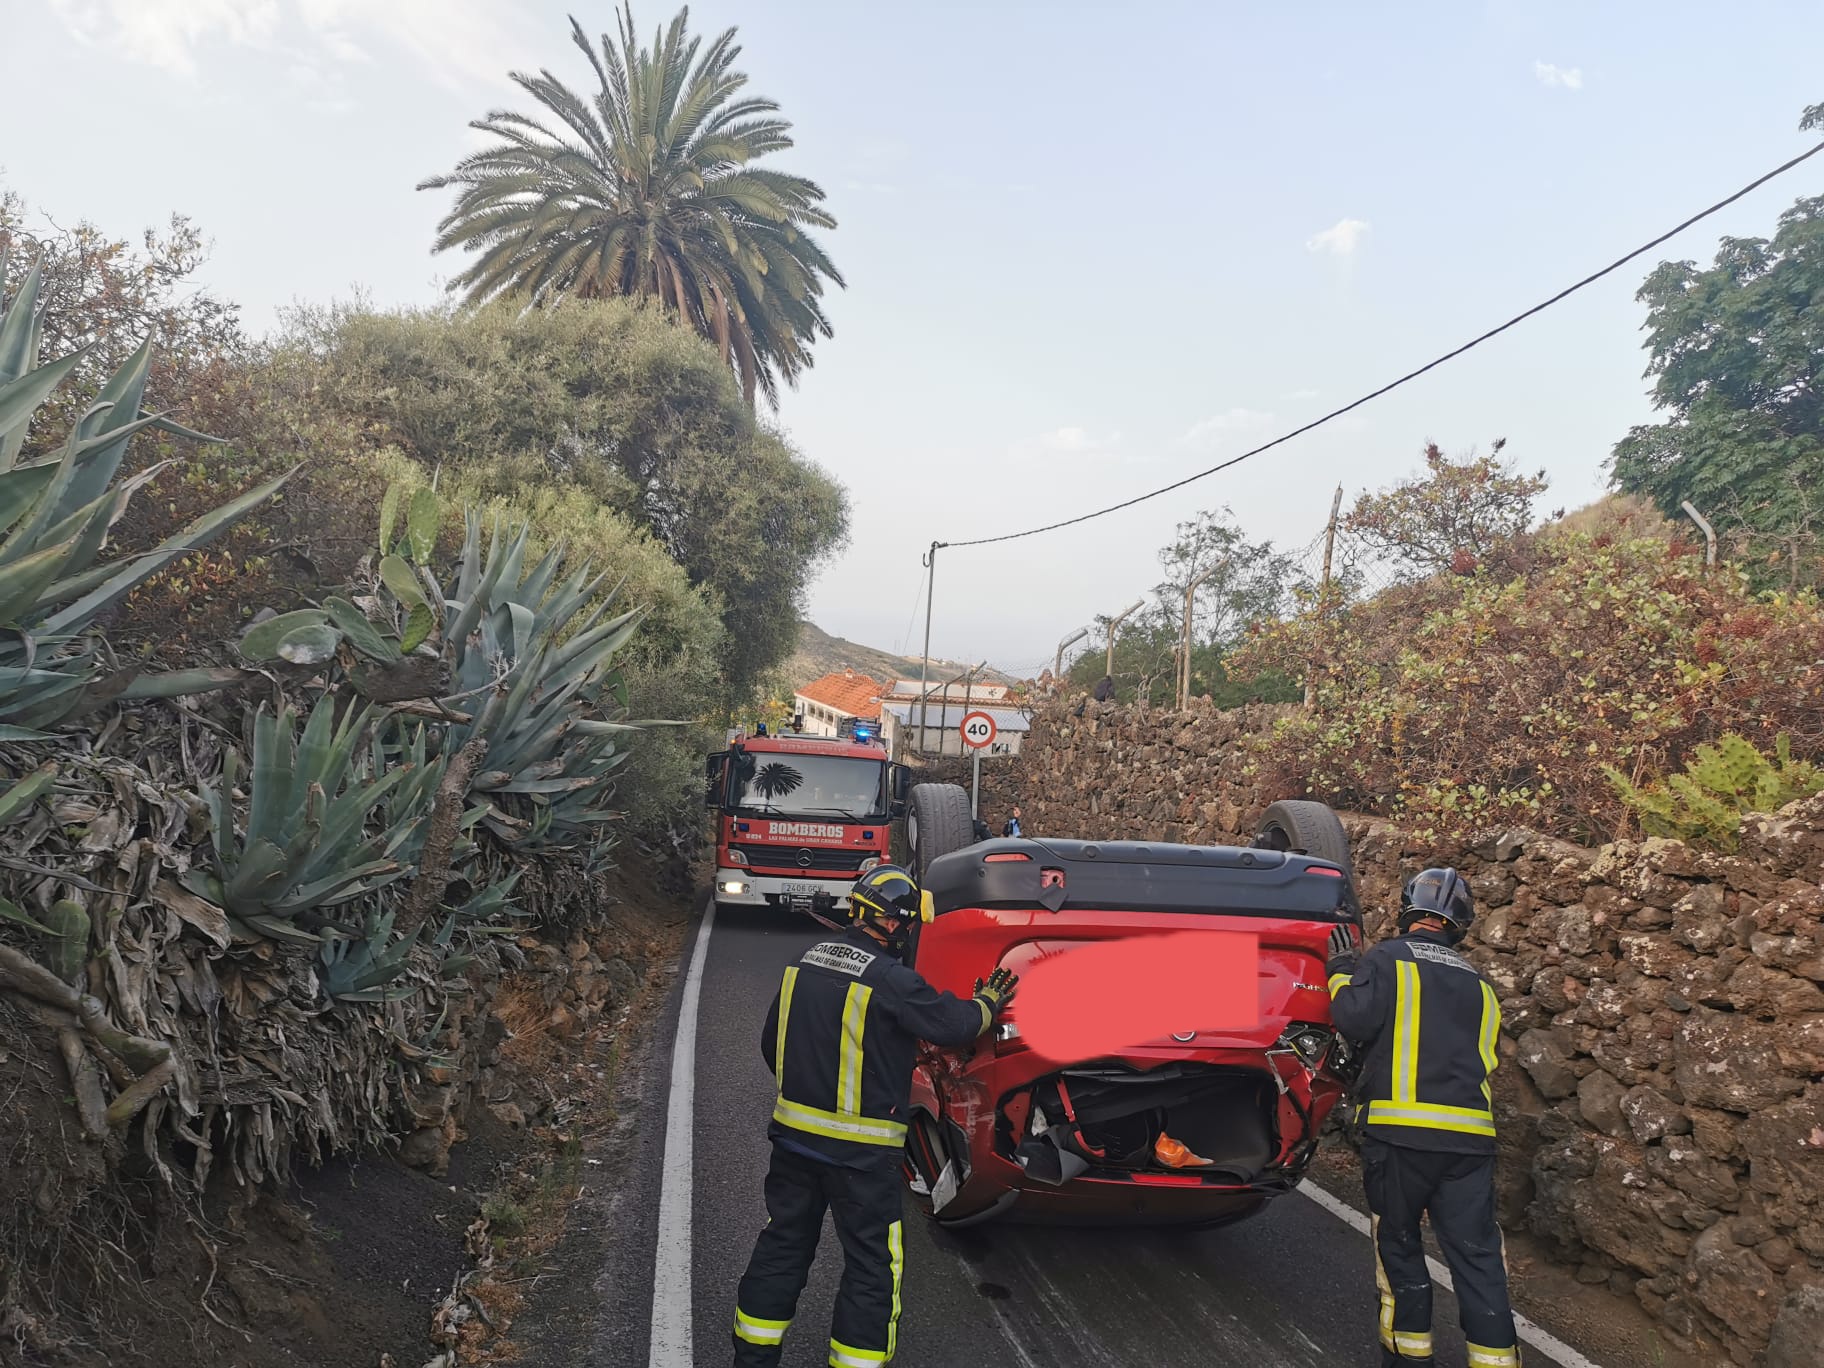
[1066,508,1305,706]
[1155,506,1306,648]
[1611,160,1824,584]
[0,188,243,440]
[1345,440,1549,577]
[271,297,848,697]
[418,5,841,408]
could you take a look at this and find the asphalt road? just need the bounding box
[574,902,1604,1368]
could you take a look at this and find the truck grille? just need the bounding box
[733,843,874,874]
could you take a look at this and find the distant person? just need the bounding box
[1001,805,1023,838]
[1093,675,1115,703]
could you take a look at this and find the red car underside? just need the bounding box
[902,839,1355,1228]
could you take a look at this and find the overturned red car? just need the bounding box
[899,791,1361,1229]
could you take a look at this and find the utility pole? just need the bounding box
[1178,559,1225,711]
[917,541,938,754]
[1307,484,1344,708]
[1103,599,1144,684]
[1053,626,1088,682]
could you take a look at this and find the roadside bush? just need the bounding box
[1607,733,1824,850]
[1232,529,1824,843]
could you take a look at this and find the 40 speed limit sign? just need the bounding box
[959,710,997,749]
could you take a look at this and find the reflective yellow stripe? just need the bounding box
[1368,1100,1497,1135]
[829,1339,890,1365]
[1329,971,1353,996]
[1479,980,1501,1107]
[1395,1328,1435,1356]
[837,983,871,1115]
[1372,1213,1395,1351]
[1393,959,1420,1102]
[886,1220,904,1357]
[975,996,992,1034]
[735,1308,791,1345]
[774,1096,907,1146]
[1467,1343,1519,1367]
[776,967,798,1079]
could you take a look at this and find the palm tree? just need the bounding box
[418,5,842,408]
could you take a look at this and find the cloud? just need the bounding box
[48,0,532,88]
[1306,218,1371,255]
[1037,426,1124,454]
[1180,408,1275,449]
[50,0,280,76]
[1533,61,1584,90]
[1281,388,1320,402]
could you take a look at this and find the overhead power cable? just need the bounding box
[939,138,1824,551]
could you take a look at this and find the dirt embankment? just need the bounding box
[0,853,692,1368]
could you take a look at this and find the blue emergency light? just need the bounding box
[852,722,877,743]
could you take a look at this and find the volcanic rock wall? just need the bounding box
[994,697,1824,1365]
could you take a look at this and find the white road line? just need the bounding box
[648,898,716,1368]
[1297,1180,1605,1368]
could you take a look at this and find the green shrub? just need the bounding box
[1607,733,1824,851]
[1233,529,1824,843]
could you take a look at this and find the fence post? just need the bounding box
[1680,500,1717,569]
[1306,484,1344,707]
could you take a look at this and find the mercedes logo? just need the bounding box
[796,849,814,868]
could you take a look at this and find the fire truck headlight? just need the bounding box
[719,879,748,896]
[859,856,881,873]
[726,849,748,866]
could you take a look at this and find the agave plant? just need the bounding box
[0,254,291,731]
[186,697,434,941]
[434,513,649,850]
[240,492,654,853]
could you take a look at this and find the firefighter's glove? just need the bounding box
[973,967,1019,1015]
[1326,924,1361,980]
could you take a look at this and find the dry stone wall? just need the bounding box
[994,696,1824,1365]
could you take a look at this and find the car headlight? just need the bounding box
[1278,1023,1334,1069]
[719,879,748,895]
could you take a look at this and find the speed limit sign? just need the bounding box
[959,710,997,750]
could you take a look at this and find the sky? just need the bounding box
[5,1,1823,678]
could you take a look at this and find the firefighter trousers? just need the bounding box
[1361,1137,1521,1367]
[733,1142,905,1367]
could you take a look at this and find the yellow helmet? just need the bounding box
[849,863,933,928]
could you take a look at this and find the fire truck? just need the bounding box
[705,718,911,915]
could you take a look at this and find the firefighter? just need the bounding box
[732,864,1017,1367]
[1326,867,1521,1368]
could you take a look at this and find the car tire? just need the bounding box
[1255,798,1359,917]
[906,782,973,885]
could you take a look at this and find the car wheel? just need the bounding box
[1255,798,1359,916]
[906,782,973,885]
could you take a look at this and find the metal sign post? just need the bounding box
[959,710,996,818]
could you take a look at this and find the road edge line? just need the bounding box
[1297,1179,1604,1368]
[648,898,717,1367]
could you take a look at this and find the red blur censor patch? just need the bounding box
[1012,931,1260,1061]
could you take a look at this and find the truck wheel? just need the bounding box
[1255,799,1359,916]
[906,782,973,885]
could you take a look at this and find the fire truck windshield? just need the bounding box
[732,754,887,822]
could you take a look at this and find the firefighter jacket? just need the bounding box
[1329,929,1502,1154]
[760,928,989,1170]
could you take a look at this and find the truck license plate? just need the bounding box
[781,882,821,898]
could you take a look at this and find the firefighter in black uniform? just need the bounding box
[732,864,1017,1367]
[1326,867,1521,1368]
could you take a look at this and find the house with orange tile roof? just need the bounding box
[792,668,885,738]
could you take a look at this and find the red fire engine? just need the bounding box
[705,719,910,914]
